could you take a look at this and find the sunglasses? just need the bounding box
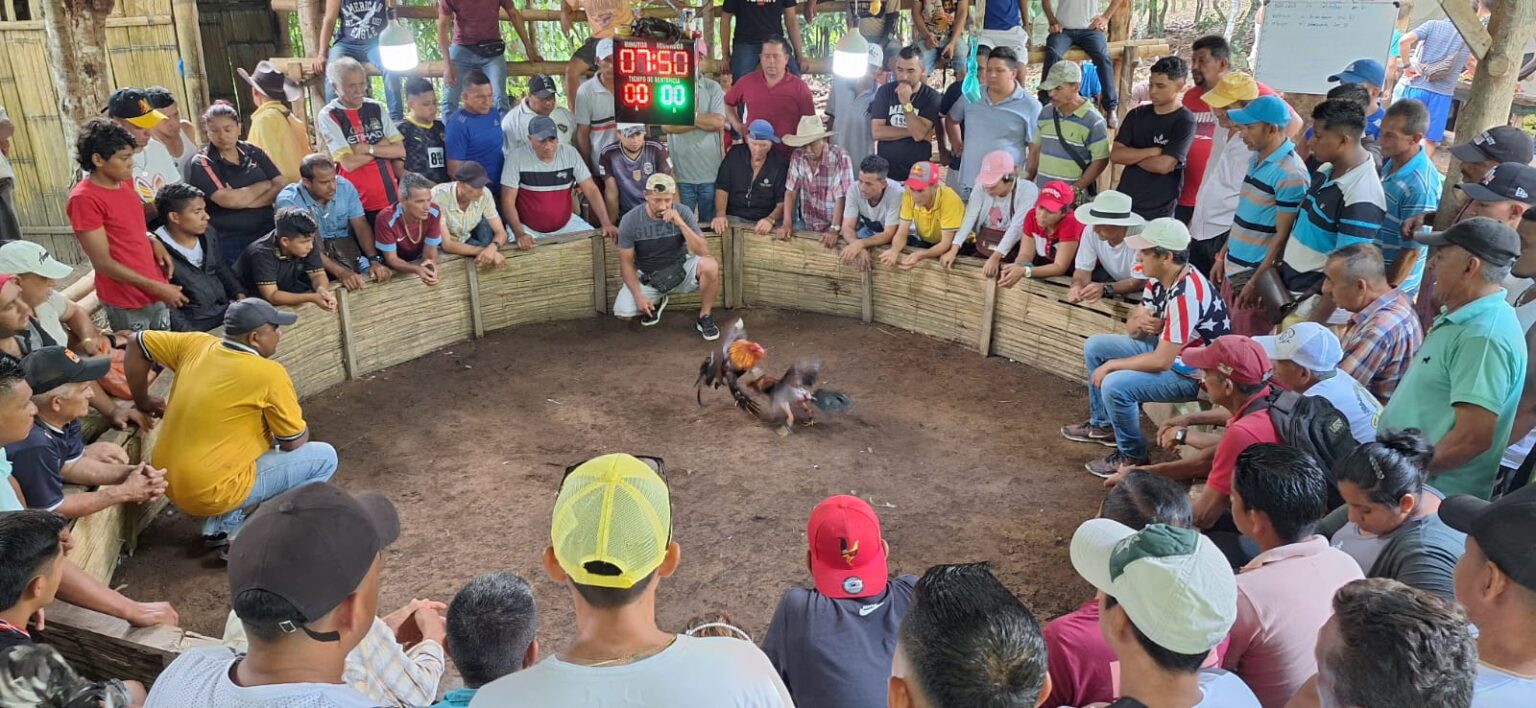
[560,454,667,491]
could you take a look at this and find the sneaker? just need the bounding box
[1061,422,1116,446]
[1085,452,1150,478]
[640,294,668,326]
[697,314,721,341]
[202,533,229,550]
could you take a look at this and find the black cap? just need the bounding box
[228,484,400,636]
[1450,126,1536,166]
[527,74,557,99]
[224,298,298,336]
[1441,483,1536,592]
[100,88,167,129]
[453,160,492,189]
[1420,217,1522,267]
[1458,162,1536,205]
[21,346,110,396]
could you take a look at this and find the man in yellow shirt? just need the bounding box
[126,299,337,554]
[241,62,312,185]
[878,162,967,271]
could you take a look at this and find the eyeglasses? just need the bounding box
[998,175,1015,184]
[560,454,666,492]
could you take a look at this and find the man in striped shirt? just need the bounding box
[1027,62,1109,193]
[1376,99,1440,297]
[1220,95,1308,337]
[1323,244,1422,402]
[1064,218,1230,477]
[501,116,618,249]
[1278,100,1385,316]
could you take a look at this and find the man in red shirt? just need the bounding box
[724,38,813,157]
[68,119,184,332]
[318,57,406,223]
[373,173,445,285]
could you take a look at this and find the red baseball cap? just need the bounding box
[807,495,889,599]
[1180,335,1273,386]
[1037,181,1076,212]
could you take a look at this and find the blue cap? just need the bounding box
[746,119,780,144]
[1227,95,1291,128]
[1328,58,1386,88]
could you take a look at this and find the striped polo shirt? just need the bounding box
[1225,139,1309,275]
[1032,101,1110,188]
[1378,148,1441,295]
[501,143,592,234]
[1280,159,1386,291]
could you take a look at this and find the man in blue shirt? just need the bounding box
[1327,58,1386,140]
[445,70,506,193]
[1279,99,1385,299]
[1375,98,1439,297]
[274,153,393,291]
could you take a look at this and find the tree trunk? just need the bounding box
[41,0,115,138]
[1435,0,1536,227]
[1148,0,1164,36]
[1224,0,1241,39]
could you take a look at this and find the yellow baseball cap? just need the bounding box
[551,454,672,589]
[1203,72,1259,109]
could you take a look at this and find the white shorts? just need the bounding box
[976,26,1030,55]
[613,254,702,317]
[527,213,594,239]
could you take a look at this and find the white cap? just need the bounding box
[0,241,72,280]
[1070,519,1237,655]
[596,38,614,61]
[1124,217,1192,252]
[1254,322,1344,372]
[618,122,646,136]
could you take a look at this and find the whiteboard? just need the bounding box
[1253,0,1400,94]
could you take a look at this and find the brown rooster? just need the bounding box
[696,319,769,414]
[757,359,852,433]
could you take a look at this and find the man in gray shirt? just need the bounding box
[837,155,904,272]
[614,173,722,340]
[828,45,886,177]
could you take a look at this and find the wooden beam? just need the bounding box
[977,277,997,355]
[171,0,209,132]
[39,0,114,137]
[1440,0,1493,60]
[42,601,221,685]
[465,259,485,338]
[336,288,359,379]
[294,0,324,56]
[1435,0,1534,228]
[270,0,698,23]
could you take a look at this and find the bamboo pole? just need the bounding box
[171,0,209,124]
[1434,0,1534,228]
[591,233,608,314]
[270,0,698,23]
[40,0,114,138]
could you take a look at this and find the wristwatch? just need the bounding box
[1101,283,1115,298]
[1023,264,1034,279]
[367,144,375,156]
[1175,427,1189,445]
[902,102,915,113]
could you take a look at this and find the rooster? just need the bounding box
[756,359,853,433]
[696,319,769,415]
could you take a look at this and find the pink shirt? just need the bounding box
[1224,537,1364,708]
[1045,599,1233,708]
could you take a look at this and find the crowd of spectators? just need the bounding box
[0,0,1531,706]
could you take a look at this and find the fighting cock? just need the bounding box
[756,358,852,433]
[695,320,851,431]
[695,319,769,415]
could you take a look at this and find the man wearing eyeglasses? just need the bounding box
[469,453,792,707]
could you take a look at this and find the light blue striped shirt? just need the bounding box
[1378,148,1440,295]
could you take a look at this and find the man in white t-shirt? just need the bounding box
[502,73,576,155]
[1066,190,1147,304]
[470,454,792,707]
[103,88,184,205]
[838,154,905,271]
[1440,483,1536,707]
[143,483,399,708]
[1255,322,1380,444]
[1070,518,1261,708]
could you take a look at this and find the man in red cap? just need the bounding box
[1123,335,1280,546]
[760,495,917,708]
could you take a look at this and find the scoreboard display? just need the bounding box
[612,36,696,126]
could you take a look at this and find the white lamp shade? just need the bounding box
[832,33,870,79]
[378,21,420,72]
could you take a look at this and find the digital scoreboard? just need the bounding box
[612,36,696,126]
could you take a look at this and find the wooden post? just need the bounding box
[465,260,485,338]
[591,234,608,314]
[1108,0,1134,109]
[295,0,328,118]
[977,278,998,355]
[336,288,359,380]
[1434,0,1535,228]
[40,0,114,138]
[860,270,873,324]
[171,0,209,126]
[722,228,738,309]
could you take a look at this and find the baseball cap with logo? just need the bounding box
[976,151,1017,187]
[1181,335,1274,386]
[1037,181,1076,212]
[807,495,889,600]
[645,173,677,195]
[0,241,73,280]
[1227,94,1291,128]
[1451,126,1535,166]
[228,483,400,641]
[596,38,614,62]
[552,454,672,590]
[747,119,780,144]
[1418,216,1522,268]
[867,43,885,68]
[1039,61,1083,91]
[527,74,557,99]
[619,123,647,137]
[1441,483,1536,591]
[102,88,168,130]
[1125,217,1192,252]
[528,115,559,141]
[1254,322,1343,373]
[905,161,942,190]
[224,298,299,336]
[1201,71,1260,109]
[1458,162,1536,205]
[1328,58,1386,88]
[22,346,110,396]
[1071,519,1237,654]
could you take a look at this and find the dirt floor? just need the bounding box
[117,308,1115,652]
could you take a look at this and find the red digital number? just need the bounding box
[658,49,672,76]
[618,46,635,75]
[674,49,690,76]
[622,83,650,106]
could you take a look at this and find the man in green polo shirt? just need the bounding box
[1378,218,1527,499]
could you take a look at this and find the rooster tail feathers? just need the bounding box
[810,389,852,413]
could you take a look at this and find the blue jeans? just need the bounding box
[1043,29,1118,112]
[327,43,404,122]
[444,43,510,114]
[678,182,716,223]
[730,41,801,81]
[203,442,339,537]
[464,217,496,247]
[1084,335,1200,459]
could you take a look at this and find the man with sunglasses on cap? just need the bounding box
[470,453,791,706]
[144,483,398,706]
[502,74,575,154]
[1440,483,1536,704]
[126,299,338,552]
[760,495,917,708]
